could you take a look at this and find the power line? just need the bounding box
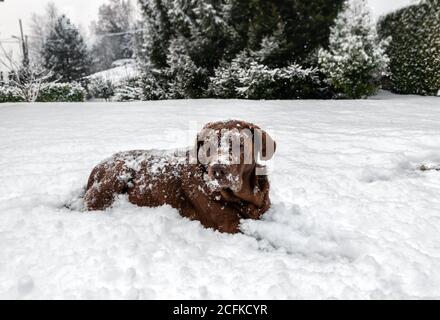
[95,28,146,38]
[0,40,20,44]
[0,37,19,41]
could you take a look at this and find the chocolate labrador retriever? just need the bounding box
[83,120,276,233]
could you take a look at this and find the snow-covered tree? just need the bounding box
[252,23,288,68]
[378,0,440,95]
[43,15,91,82]
[208,51,254,98]
[90,0,136,72]
[137,0,229,98]
[139,68,168,100]
[113,78,144,101]
[225,0,345,66]
[138,0,172,69]
[29,2,60,65]
[138,0,231,71]
[166,37,208,98]
[88,77,115,100]
[136,0,346,99]
[319,0,389,98]
[184,0,232,70]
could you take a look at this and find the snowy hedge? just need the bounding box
[209,54,330,100]
[0,86,25,103]
[240,63,329,99]
[37,83,87,102]
[378,0,440,95]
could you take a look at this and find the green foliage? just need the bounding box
[319,0,389,98]
[208,51,254,98]
[227,0,345,66]
[87,77,115,100]
[139,69,169,100]
[378,0,440,95]
[114,78,144,101]
[241,63,330,99]
[166,38,209,99]
[0,86,25,103]
[137,0,345,100]
[139,0,344,70]
[138,0,173,69]
[36,83,86,102]
[43,15,91,82]
[209,52,330,99]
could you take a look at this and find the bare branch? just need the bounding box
[0,42,53,102]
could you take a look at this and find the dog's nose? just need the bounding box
[209,164,228,180]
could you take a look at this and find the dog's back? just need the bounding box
[84,150,188,211]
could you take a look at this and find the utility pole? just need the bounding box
[25,35,29,61]
[19,19,29,66]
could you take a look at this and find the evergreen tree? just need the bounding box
[138,0,229,98]
[138,0,345,69]
[226,0,344,66]
[378,0,440,95]
[319,0,389,98]
[208,51,254,98]
[166,37,208,98]
[90,0,136,72]
[43,15,91,82]
[184,0,233,70]
[29,2,59,65]
[424,0,440,95]
[137,0,345,99]
[138,0,172,69]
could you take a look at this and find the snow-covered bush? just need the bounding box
[37,83,86,102]
[378,0,440,95]
[3,63,53,102]
[88,77,115,101]
[113,78,144,101]
[208,51,254,98]
[0,86,25,103]
[241,62,328,99]
[319,0,389,99]
[139,68,169,101]
[209,52,329,99]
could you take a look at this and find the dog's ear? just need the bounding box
[191,134,204,164]
[193,128,218,165]
[254,128,276,161]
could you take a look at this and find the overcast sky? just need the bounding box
[0,0,416,64]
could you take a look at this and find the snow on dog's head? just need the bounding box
[194,120,276,192]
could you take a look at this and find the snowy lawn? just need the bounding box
[1,94,440,299]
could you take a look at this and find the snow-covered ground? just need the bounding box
[1,94,440,299]
[87,59,139,85]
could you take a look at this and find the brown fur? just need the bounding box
[83,120,276,233]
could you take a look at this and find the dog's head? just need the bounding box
[195,120,276,193]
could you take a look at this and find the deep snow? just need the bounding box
[1,94,440,299]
